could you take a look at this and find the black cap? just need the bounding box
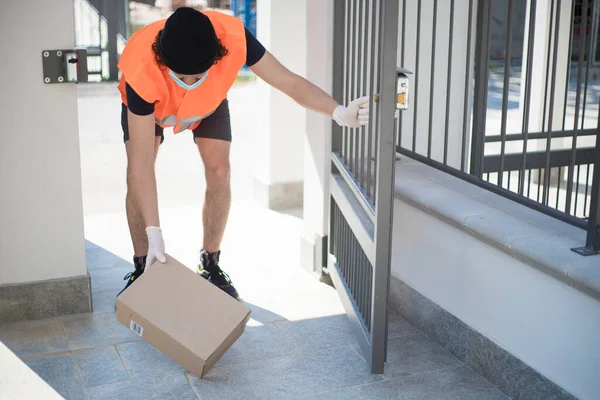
[159,7,218,74]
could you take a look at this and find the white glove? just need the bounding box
[145,226,166,269]
[332,96,370,128]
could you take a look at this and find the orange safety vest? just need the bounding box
[117,11,246,134]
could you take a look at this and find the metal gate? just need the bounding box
[328,0,400,374]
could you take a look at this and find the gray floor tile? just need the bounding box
[216,323,298,366]
[0,319,68,357]
[86,247,133,270]
[292,389,357,400]
[242,301,286,323]
[74,345,129,387]
[117,341,184,378]
[86,373,197,400]
[352,333,462,379]
[274,314,357,352]
[91,290,119,314]
[89,266,133,293]
[61,312,141,350]
[350,366,509,400]
[25,354,86,400]
[190,347,382,400]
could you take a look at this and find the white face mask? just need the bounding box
[168,70,209,91]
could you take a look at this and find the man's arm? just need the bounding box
[126,110,160,228]
[249,51,369,127]
[249,51,340,116]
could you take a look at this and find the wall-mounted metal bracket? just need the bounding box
[42,49,88,84]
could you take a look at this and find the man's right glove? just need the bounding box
[145,226,166,269]
[332,96,370,128]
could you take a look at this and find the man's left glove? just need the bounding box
[333,96,370,128]
[145,226,166,270]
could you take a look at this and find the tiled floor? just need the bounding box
[0,203,509,400]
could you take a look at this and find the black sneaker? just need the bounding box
[198,264,240,300]
[117,256,146,297]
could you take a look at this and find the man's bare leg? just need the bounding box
[195,137,231,253]
[125,136,161,257]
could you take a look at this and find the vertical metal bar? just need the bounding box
[561,0,576,130]
[519,0,537,195]
[412,0,422,152]
[366,0,376,199]
[332,0,346,155]
[354,241,360,310]
[349,226,355,298]
[344,215,350,279]
[527,169,532,198]
[354,0,364,182]
[498,0,514,188]
[349,0,357,174]
[367,260,373,332]
[360,0,369,190]
[542,0,562,206]
[358,246,363,319]
[566,0,590,214]
[537,168,542,202]
[461,0,475,172]
[343,0,351,160]
[350,235,355,303]
[470,0,492,178]
[398,0,407,149]
[372,0,382,207]
[582,0,598,127]
[338,206,344,277]
[444,0,455,165]
[585,164,591,214]
[557,167,562,210]
[427,0,438,159]
[541,0,556,134]
[575,164,581,215]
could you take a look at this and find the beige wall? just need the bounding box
[0,0,87,284]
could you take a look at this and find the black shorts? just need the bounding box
[121,99,232,143]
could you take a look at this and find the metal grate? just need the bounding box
[396,0,600,252]
[333,0,383,213]
[330,200,374,332]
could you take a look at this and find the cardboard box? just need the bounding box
[115,254,251,378]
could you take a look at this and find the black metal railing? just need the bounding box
[396,0,600,254]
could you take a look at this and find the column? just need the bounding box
[0,0,90,322]
[253,0,307,210]
[300,0,334,276]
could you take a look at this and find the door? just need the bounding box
[328,0,400,374]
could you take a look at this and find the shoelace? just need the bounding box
[203,266,232,285]
[123,267,143,281]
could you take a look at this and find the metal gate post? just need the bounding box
[371,0,400,373]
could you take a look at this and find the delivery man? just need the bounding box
[117,7,369,300]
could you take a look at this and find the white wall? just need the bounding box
[392,199,600,400]
[254,0,306,186]
[0,0,87,284]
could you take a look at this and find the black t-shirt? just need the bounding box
[126,27,266,116]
